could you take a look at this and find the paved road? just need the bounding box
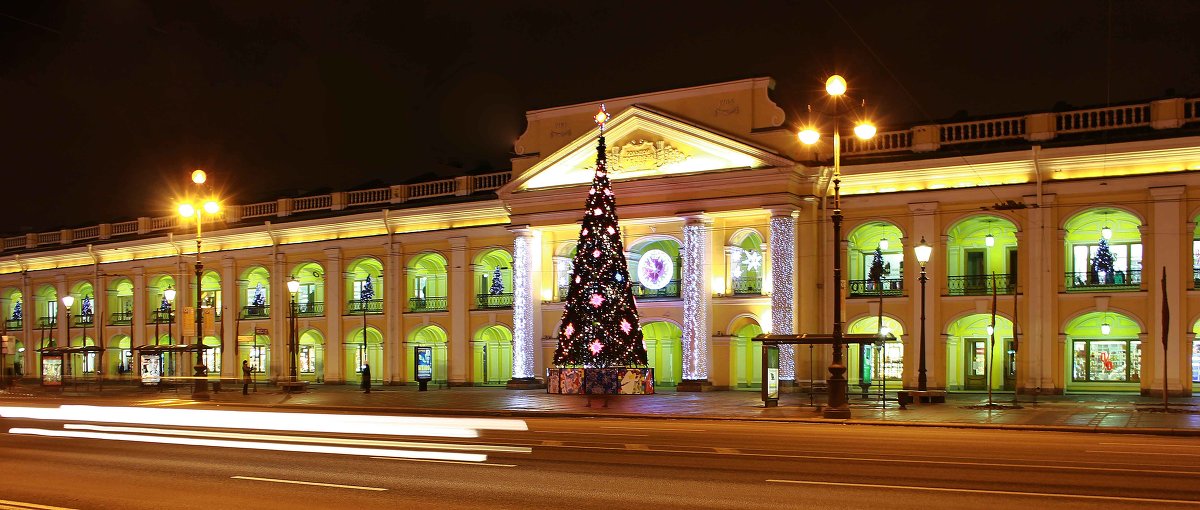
[1,403,1198,509]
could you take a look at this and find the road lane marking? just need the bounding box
[533,443,1200,476]
[1100,442,1200,449]
[9,427,488,462]
[600,426,706,432]
[0,499,78,510]
[766,479,1200,505]
[62,424,532,454]
[231,476,386,491]
[370,456,516,467]
[1088,450,1200,457]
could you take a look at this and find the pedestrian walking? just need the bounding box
[361,363,371,393]
[242,360,252,395]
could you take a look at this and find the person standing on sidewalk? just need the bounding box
[242,360,252,395]
[361,364,371,393]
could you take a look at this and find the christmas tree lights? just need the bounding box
[553,105,649,368]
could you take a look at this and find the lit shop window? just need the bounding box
[1072,339,1141,382]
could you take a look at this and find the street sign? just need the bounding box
[254,327,269,335]
[763,345,779,407]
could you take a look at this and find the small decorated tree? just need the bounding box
[11,299,21,321]
[251,283,266,308]
[81,295,93,317]
[360,276,374,302]
[490,267,505,295]
[868,248,885,289]
[553,105,648,368]
[1093,238,1115,284]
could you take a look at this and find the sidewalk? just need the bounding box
[4,382,1200,436]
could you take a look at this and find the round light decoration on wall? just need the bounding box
[637,249,674,290]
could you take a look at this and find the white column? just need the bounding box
[909,202,938,390]
[55,275,68,345]
[679,214,712,388]
[1150,186,1186,396]
[220,257,238,378]
[131,268,146,349]
[271,252,287,382]
[448,236,468,385]
[768,209,798,380]
[322,248,343,383]
[386,240,403,383]
[509,226,539,383]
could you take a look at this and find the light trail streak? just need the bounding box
[9,427,489,462]
[0,405,527,438]
[62,424,532,453]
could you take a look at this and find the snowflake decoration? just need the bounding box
[563,323,575,338]
[620,319,632,334]
[589,293,605,307]
[745,251,762,270]
[589,340,604,355]
[593,207,603,216]
[592,249,601,258]
[606,226,615,235]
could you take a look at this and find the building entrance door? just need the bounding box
[964,250,986,294]
[964,338,987,390]
[1002,339,1016,391]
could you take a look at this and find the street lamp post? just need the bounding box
[178,169,219,401]
[287,277,300,382]
[164,286,175,377]
[61,294,74,350]
[799,75,876,419]
[914,237,933,391]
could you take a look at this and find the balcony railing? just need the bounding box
[408,296,448,313]
[475,293,514,309]
[149,310,174,324]
[947,274,1016,296]
[241,305,271,319]
[74,314,95,327]
[109,311,132,325]
[346,299,383,315]
[4,319,21,330]
[731,277,762,296]
[848,278,904,298]
[1065,270,1141,292]
[632,280,681,300]
[293,302,324,317]
[37,317,57,329]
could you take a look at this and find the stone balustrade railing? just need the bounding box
[2,171,512,253]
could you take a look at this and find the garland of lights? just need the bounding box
[681,219,710,381]
[769,213,796,380]
[552,105,649,368]
[511,229,536,378]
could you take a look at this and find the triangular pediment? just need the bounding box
[509,106,793,191]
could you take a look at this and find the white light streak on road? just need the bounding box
[62,424,531,453]
[9,427,488,462]
[231,476,387,491]
[0,405,527,438]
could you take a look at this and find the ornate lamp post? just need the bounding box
[287,277,300,382]
[178,169,219,401]
[60,295,74,349]
[799,75,876,419]
[914,237,933,391]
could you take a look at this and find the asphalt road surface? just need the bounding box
[0,402,1198,509]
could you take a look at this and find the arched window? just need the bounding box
[474,249,514,309]
[408,253,448,312]
[1063,208,1142,291]
[628,238,682,300]
[847,222,904,297]
[346,257,384,315]
[946,215,1018,295]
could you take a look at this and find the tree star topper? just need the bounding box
[594,104,610,133]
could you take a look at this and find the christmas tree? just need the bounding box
[553,105,648,368]
[1093,238,1115,284]
[360,276,374,302]
[868,248,885,287]
[81,295,93,317]
[490,267,504,295]
[251,283,266,307]
[11,299,20,321]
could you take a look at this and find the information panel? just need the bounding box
[415,346,433,381]
[763,345,779,406]
[42,355,63,386]
[140,354,162,385]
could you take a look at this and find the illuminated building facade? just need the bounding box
[3,77,1200,396]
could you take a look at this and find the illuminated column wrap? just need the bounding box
[511,227,536,379]
[681,215,711,381]
[769,210,797,380]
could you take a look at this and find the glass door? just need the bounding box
[1003,339,1016,391]
[964,338,986,390]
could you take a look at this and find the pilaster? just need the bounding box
[322,248,343,383]
[908,201,939,390]
[448,236,469,385]
[386,240,403,383]
[1147,186,1187,396]
[220,257,238,379]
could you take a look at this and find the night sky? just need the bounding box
[2,1,1197,234]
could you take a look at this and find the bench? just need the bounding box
[897,390,946,408]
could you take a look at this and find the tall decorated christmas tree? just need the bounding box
[553,105,648,369]
[1093,237,1115,284]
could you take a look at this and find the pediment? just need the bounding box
[508,106,794,192]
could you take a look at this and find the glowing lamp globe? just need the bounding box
[203,200,220,214]
[825,75,847,97]
[986,325,995,336]
[191,169,207,184]
[1101,226,1113,240]
[1100,323,1111,335]
[879,238,889,251]
[854,122,877,140]
[178,203,195,218]
[985,233,995,247]
[287,278,301,294]
[61,295,74,309]
[798,129,821,145]
[914,236,933,267]
[879,325,891,338]
[163,286,176,302]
